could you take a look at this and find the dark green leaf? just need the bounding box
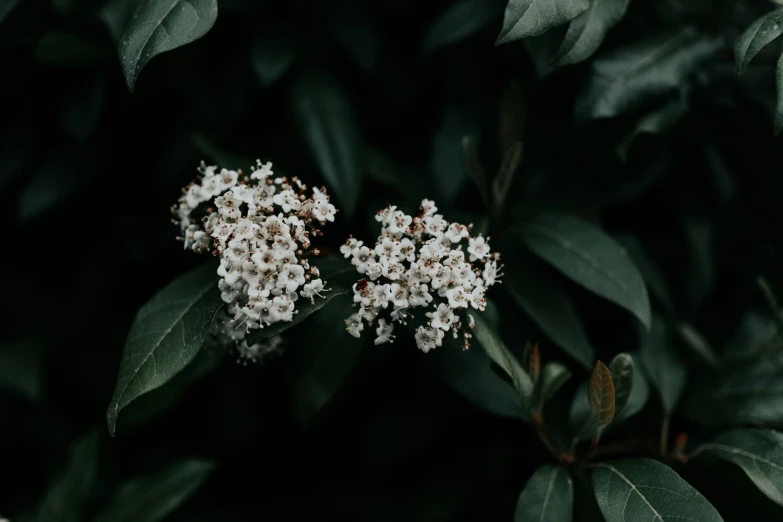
[535,361,572,410]
[119,0,218,92]
[616,99,687,161]
[291,69,362,219]
[683,215,715,316]
[589,361,615,429]
[35,32,112,65]
[524,25,568,78]
[107,262,223,436]
[687,361,783,429]
[430,105,481,203]
[677,322,719,367]
[0,0,20,26]
[515,465,573,522]
[363,147,433,204]
[246,260,355,346]
[422,0,504,56]
[505,261,594,369]
[93,460,214,522]
[619,355,650,422]
[429,336,526,419]
[326,0,378,72]
[775,53,783,135]
[0,338,43,402]
[521,213,651,329]
[552,0,629,66]
[614,234,675,313]
[496,0,590,44]
[695,429,783,507]
[251,30,297,87]
[575,28,719,122]
[286,293,363,426]
[735,9,783,74]
[640,316,687,414]
[470,311,534,408]
[37,430,100,522]
[101,0,135,42]
[608,353,633,418]
[18,155,90,223]
[590,458,723,522]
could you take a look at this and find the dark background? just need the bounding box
[3,0,783,520]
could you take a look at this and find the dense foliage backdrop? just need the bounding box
[4,0,783,520]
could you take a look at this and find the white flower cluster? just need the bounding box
[209,308,285,365]
[342,199,501,352]
[173,160,337,332]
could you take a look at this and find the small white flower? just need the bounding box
[374,319,395,345]
[428,303,455,331]
[467,235,491,262]
[346,313,364,338]
[300,278,326,302]
[483,260,500,286]
[415,326,444,353]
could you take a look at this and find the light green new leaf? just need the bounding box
[735,9,783,74]
[119,0,218,92]
[94,460,214,522]
[246,260,355,346]
[515,465,573,522]
[608,353,633,418]
[471,312,534,408]
[640,317,687,414]
[575,28,719,122]
[36,430,100,522]
[251,30,297,87]
[521,213,651,329]
[552,0,629,66]
[535,361,572,410]
[291,69,362,219]
[496,0,590,44]
[687,361,783,429]
[107,262,223,436]
[590,458,723,522]
[696,429,783,507]
[505,261,594,370]
[422,0,504,56]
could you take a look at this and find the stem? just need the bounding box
[659,416,670,457]
[532,412,573,464]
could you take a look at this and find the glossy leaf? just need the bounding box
[608,353,633,418]
[687,362,783,429]
[735,9,783,74]
[505,263,594,369]
[246,261,355,346]
[535,361,572,410]
[422,0,504,56]
[640,317,687,414]
[107,262,223,436]
[696,429,783,507]
[291,69,362,219]
[119,0,218,92]
[775,53,783,135]
[571,357,648,440]
[552,0,629,66]
[94,460,214,522]
[589,361,615,429]
[251,30,297,87]
[575,28,719,122]
[429,336,526,419]
[471,312,534,408]
[590,458,723,522]
[613,234,675,313]
[515,465,573,522]
[496,0,590,44]
[36,430,100,522]
[521,213,651,329]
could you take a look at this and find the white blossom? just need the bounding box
[173,160,337,336]
[343,199,501,351]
